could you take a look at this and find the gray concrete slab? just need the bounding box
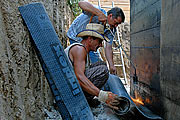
[131,0,161,34]
[130,0,161,117]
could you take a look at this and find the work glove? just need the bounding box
[98,90,120,110]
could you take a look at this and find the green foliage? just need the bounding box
[67,0,82,17]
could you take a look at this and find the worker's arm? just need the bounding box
[70,45,100,96]
[78,1,107,22]
[105,42,117,74]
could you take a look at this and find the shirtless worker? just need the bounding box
[65,23,120,109]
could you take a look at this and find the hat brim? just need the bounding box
[77,30,110,42]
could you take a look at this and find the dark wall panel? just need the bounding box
[130,0,161,116]
[131,0,161,34]
[161,0,180,119]
[131,27,160,85]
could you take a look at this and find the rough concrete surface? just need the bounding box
[160,0,180,119]
[130,0,161,117]
[0,0,73,119]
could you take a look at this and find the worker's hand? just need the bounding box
[109,65,117,75]
[97,12,107,24]
[98,90,120,110]
[105,92,120,110]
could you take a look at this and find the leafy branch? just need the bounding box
[67,0,82,17]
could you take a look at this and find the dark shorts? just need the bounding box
[84,61,109,100]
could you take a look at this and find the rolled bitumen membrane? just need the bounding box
[106,74,163,120]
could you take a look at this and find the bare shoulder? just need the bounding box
[70,45,87,56]
[71,45,86,51]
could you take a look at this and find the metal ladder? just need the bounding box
[113,27,127,85]
[98,0,127,85]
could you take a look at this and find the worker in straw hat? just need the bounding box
[67,1,125,75]
[65,23,120,109]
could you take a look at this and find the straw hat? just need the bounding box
[76,23,110,42]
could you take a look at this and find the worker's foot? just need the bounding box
[87,98,101,108]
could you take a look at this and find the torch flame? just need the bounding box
[145,98,151,104]
[130,96,144,105]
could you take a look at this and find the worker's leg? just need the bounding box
[85,61,109,88]
[83,61,109,105]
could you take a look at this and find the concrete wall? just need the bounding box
[131,0,180,119]
[130,0,162,116]
[160,0,180,119]
[0,0,73,119]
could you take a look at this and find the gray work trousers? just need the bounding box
[84,61,109,100]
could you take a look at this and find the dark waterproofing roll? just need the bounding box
[18,3,94,120]
[107,74,162,120]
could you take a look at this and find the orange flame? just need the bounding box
[130,96,144,105]
[145,98,151,104]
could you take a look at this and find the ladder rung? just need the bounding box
[114,64,123,67]
[113,51,120,54]
[101,6,112,8]
[113,39,118,41]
